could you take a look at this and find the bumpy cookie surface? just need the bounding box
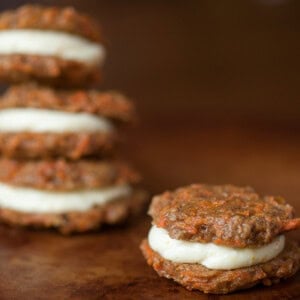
[150,184,300,247]
[0,159,140,191]
[0,84,135,122]
[0,5,102,41]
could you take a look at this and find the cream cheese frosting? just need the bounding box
[0,108,113,133]
[0,29,105,65]
[0,183,131,213]
[148,225,285,270]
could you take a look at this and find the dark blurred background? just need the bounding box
[1,0,300,126]
[0,0,300,203]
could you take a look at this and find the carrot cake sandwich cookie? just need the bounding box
[0,4,105,86]
[141,184,300,294]
[0,84,135,159]
[0,159,146,234]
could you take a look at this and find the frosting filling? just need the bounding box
[0,29,105,65]
[0,108,113,133]
[148,225,285,270]
[0,183,131,213]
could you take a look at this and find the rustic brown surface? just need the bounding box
[0,125,299,299]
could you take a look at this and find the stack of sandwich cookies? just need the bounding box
[0,5,146,233]
[0,5,105,87]
[141,184,300,294]
[0,84,145,232]
[0,84,135,159]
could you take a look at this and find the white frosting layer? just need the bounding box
[148,226,285,270]
[0,108,113,133]
[0,183,131,213]
[0,29,105,65]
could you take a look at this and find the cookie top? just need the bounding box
[0,84,136,123]
[149,184,300,248]
[0,159,140,191]
[0,5,102,42]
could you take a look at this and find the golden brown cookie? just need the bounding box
[0,159,147,233]
[0,5,104,87]
[141,184,300,294]
[0,84,136,159]
[150,184,300,247]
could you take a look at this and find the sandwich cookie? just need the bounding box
[0,84,135,159]
[0,5,105,87]
[141,184,300,294]
[0,159,146,234]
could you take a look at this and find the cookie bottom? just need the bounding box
[0,131,116,159]
[0,54,100,87]
[140,239,300,294]
[0,190,147,234]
